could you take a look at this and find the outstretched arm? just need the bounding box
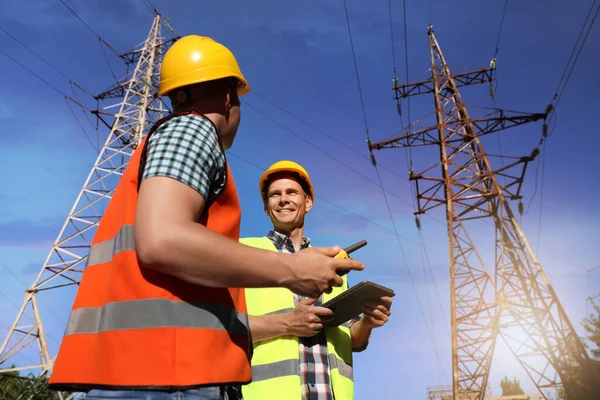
[350,296,393,352]
[134,118,363,297]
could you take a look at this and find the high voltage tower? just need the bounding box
[369,25,590,400]
[0,13,175,382]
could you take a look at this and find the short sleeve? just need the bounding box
[141,114,226,201]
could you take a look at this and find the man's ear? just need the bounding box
[305,195,313,213]
[224,91,232,114]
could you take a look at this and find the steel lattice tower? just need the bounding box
[0,13,175,384]
[370,25,590,400]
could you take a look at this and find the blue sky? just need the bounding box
[0,0,599,398]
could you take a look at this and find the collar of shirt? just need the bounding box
[266,230,311,252]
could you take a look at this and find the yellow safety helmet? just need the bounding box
[260,160,314,202]
[158,35,250,97]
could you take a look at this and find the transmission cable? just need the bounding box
[551,0,599,112]
[341,0,446,378]
[226,151,439,253]
[251,92,409,183]
[389,0,448,365]
[400,0,448,380]
[0,48,65,96]
[0,41,99,152]
[0,25,71,82]
[245,101,414,209]
[527,0,598,254]
[388,0,417,204]
[57,0,120,57]
[493,0,508,61]
[401,0,413,167]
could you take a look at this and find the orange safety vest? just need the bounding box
[48,111,252,392]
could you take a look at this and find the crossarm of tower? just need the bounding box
[394,68,494,98]
[369,109,547,149]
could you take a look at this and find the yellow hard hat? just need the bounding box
[158,35,250,97]
[260,160,314,202]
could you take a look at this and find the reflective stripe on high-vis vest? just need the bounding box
[239,236,354,400]
[48,111,252,393]
[65,298,249,336]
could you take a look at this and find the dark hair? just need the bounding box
[168,77,239,109]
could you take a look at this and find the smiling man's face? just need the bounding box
[265,176,313,232]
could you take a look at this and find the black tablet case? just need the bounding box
[321,281,395,327]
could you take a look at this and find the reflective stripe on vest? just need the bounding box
[48,111,251,392]
[240,236,354,400]
[86,224,135,267]
[252,359,299,382]
[65,298,249,336]
[328,353,353,381]
[249,355,353,383]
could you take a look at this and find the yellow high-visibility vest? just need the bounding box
[239,236,355,400]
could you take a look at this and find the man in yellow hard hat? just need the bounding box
[239,161,393,400]
[48,37,364,400]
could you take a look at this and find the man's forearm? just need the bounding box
[249,315,290,342]
[350,318,373,352]
[136,220,294,289]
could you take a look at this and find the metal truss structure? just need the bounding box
[370,25,589,400]
[0,13,176,397]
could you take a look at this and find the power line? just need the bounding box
[227,151,439,253]
[245,101,414,208]
[57,0,120,57]
[493,0,509,58]
[0,48,66,96]
[388,2,448,371]
[551,0,599,110]
[0,25,71,82]
[388,0,417,206]
[401,0,413,165]
[251,92,409,183]
[341,0,445,377]
[0,36,98,150]
[527,0,598,256]
[341,0,370,133]
[388,0,398,79]
[0,22,101,134]
[141,0,155,15]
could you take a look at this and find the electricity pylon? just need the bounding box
[370,25,589,400]
[0,12,175,381]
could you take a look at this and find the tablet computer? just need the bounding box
[321,281,395,327]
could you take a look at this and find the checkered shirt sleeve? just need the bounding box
[141,114,226,201]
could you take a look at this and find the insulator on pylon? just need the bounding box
[408,168,414,179]
[393,77,399,88]
[518,201,524,216]
[366,137,372,149]
[397,101,402,116]
[542,123,548,138]
[545,104,554,116]
[370,153,377,166]
[489,85,495,100]
[490,57,496,70]
[415,216,421,230]
[531,148,540,159]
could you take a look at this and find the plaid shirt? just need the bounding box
[266,230,362,400]
[141,113,226,204]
